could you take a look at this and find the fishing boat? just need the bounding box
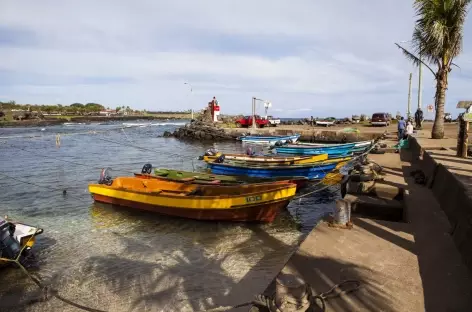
[134,167,309,189]
[0,217,43,268]
[238,134,300,145]
[202,153,328,165]
[291,140,372,153]
[207,159,349,180]
[273,142,357,158]
[89,177,297,222]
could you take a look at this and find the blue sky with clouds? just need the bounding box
[1,0,471,117]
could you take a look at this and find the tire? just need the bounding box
[370,149,386,154]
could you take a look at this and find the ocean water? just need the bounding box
[0,122,339,312]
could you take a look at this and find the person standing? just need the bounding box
[310,116,314,127]
[397,116,406,140]
[406,121,414,136]
[414,108,423,129]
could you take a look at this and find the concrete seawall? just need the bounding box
[223,127,384,142]
[410,137,472,272]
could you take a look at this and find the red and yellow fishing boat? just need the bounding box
[89,177,297,222]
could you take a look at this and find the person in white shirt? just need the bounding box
[406,121,414,136]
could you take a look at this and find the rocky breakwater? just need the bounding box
[164,121,237,141]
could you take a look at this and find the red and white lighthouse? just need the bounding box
[210,97,220,122]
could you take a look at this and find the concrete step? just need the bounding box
[344,193,405,222]
[346,181,404,200]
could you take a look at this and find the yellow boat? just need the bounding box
[0,217,43,267]
[89,177,297,222]
[202,153,328,165]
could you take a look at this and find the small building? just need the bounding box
[99,110,116,117]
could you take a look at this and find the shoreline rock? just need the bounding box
[172,121,237,141]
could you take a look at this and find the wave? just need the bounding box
[122,122,186,128]
[63,122,86,126]
[150,122,186,126]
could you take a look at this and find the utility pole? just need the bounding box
[418,44,423,110]
[407,73,412,119]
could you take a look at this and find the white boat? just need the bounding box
[315,120,335,127]
[238,134,300,145]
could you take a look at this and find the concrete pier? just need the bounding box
[259,124,472,312]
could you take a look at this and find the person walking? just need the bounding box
[397,116,406,140]
[414,108,423,129]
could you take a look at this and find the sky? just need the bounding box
[1,0,472,118]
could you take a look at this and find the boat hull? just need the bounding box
[203,153,328,165]
[207,162,342,180]
[92,194,290,222]
[291,141,372,153]
[274,143,356,157]
[89,178,297,223]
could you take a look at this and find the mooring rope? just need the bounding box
[0,229,106,312]
[196,279,361,312]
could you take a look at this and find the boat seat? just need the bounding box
[207,180,221,184]
[181,177,196,182]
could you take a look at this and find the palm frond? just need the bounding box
[411,0,471,69]
[394,43,436,76]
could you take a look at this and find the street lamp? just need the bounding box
[252,97,270,129]
[184,82,193,119]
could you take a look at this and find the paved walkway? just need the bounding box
[269,153,472,312]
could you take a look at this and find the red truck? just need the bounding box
[235,115,269,128]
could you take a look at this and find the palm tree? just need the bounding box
[396,0,471,139]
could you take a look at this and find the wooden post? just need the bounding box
[461,121,469,158]
[457,118,469,158]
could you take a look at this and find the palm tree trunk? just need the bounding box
[431,70,448,139]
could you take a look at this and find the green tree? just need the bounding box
[396,0,471,139]
[116,106,121,113]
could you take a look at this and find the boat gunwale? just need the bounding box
[89,179,298,201]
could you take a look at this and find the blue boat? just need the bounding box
[207,160,345,180]
[273,142,357,158]
[238,134,300,145]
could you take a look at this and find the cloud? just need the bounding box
[0,0,471,117]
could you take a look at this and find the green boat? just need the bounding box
[134,167,309,189]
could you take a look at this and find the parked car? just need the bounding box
[266,115,280,127]
[444,113,453,122]
[370,113,390,127]
[235,115,269,128]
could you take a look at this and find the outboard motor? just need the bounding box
[0,217,21,262]
[204,148,219,156]
[286,139,293,144]
[98,168,113,185]
[214,154,225,163]
[142,163,153,174]
[274,140,284,147]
